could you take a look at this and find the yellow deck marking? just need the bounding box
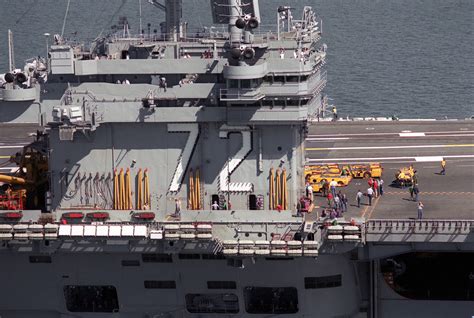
[367,197,381,219]
[0,156,12,159]
[360,204,369,218]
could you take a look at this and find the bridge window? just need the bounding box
[229,79,239,88]
[286,99,300,106]
[286,76,299,83]
[142,253,173,263]
[202,254,226,260]
[263,75,273,84]
[185,293,239,313]
[121,260,140,267]
[29,255,52,263]
[241,79,251,88]
[178,253,201,260]
[305,275,342,289]
[301,99,310,105]
[273,76,285,83]
[64,285,119,312]
[144,280,176,289]
[244,287,298,314]
[207,281,237,289]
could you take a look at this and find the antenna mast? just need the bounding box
[8,29,15,72]
[139,0,143,36]
[61,0,71,37]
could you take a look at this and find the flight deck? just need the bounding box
[306,120,474,220]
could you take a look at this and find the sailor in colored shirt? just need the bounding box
[440,158,446,175]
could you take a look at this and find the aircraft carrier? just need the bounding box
[0,0,473,317]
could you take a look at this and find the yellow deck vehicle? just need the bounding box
[305,164,341,175]
[344,163,383,179]
[305,169,352,188]
[393,166,415,187]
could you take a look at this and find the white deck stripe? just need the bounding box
[0,145,25,149]
[399,132,426,137]
[306,137,350,141]
[306,154,474,162]
[306,144,474,151]
[307,130,474,138]
[415,156,443,162]
[0,167,19,173]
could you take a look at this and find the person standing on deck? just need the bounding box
[321,179,328,196]
[379,178,384,195]
[174,199,181,218]
[329,179,337,197]
[440,158,446,175]
[373,179,379,198]
[327,192,334,208]
[332,106,338,121]
[305,182,314,203]
[417,201,424,219]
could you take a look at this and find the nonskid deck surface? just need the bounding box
[0,123,39,173]
[306,120,474,220]
[1,121,473,220]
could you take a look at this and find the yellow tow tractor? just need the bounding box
[344,163,383,179]
[304,164,352,189]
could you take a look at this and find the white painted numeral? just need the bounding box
[167,123,199,192]
[218,125,253,192]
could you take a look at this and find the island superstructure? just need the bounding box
[0,1,472,317]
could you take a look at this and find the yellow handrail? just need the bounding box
[269,168,274,209]
[136,169,143,210]
[143,169,150,209]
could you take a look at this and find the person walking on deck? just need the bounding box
[356,190,363,208]
[327,192,334,208]
[412,184,420,202]
[409,184,414,200]
[417,201,424,219]
[367,187,374,206]
[341,192,348,212]
[440,158,446,175]
[334,195,341,210]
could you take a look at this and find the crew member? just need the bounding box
[440,158,446,175]
[332,106,338,121]
[417,201,424,219]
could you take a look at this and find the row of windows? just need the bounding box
[138,254,305,264]
[143,277,341,290]
[33,254,311,266]
[31,254,311,265]
[143,280,237,290]
[63,276,342,312]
